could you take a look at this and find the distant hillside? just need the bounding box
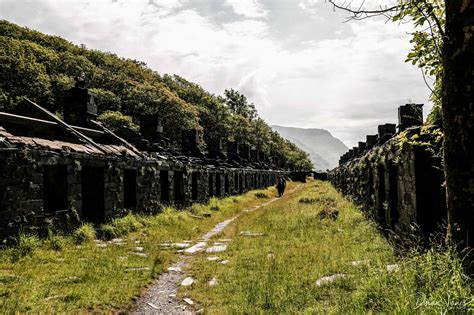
[271,126,348,171]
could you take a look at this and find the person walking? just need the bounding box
[276,177,286,197]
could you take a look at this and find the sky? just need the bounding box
[0,0,432,147]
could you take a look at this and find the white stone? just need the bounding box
[181,277,195,286]
[219,260,229,265]
[350,260,370,266]
[315,274,347,286]
[173,243,190,248]
[133,246,144,252]
[240,231,264,237]
[208,277,218,286]
[183,298,194,305]
[386,264,399,272]
[206,245,227,253]
[96,243,107,248]
[185,242,207,254]
[146,302,159,309]
[167,267,182,272]
[133,252,148,258]
[207,256,220,261]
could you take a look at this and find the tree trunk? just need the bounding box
[443,0,474,250]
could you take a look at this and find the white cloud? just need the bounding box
[0,0,431,147]
[225,0,268,18]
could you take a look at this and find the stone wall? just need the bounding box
[329,116,446,239]
[0,147,283,240]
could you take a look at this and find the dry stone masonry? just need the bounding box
[330,104,447,239]
[0,84,286,241]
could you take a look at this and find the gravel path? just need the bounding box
[132,186,302,314]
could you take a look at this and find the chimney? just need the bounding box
[377,123,396,144]
[366,135,378,148]
[63,81,97,127]
[398,104,423,132]
[181,129,204,158]
[358,141,366,152]
[227,141,240,161]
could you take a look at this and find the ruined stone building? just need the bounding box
[0,85,285,240]
[330,104,447,239]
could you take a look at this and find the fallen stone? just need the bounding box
[207,256,220,261]
[208,277,218,286]
[183,298,194,305]
[315,274,347,286]
[185,242,207,254]
[111,238,124,243]
[147,302,159,309]
[133,252,149,258]
[350,260,370,266]
[206,244,227,253]
[167,267,182,272]
[173,243,190,248]
[181,277,195,286]
[219,260,229,265]
[44,295,63,301]
[96,243,107,248]
[240,231,264,237]
[267,253,275,259]
[386,264,399,272]
[133,246,144,252]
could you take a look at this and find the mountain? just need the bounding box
[271,125,348,171]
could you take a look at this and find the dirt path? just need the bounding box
[131,185,302,314]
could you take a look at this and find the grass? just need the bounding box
[0,184,287,313]
[1,180,472,313]
[182,180,473,314]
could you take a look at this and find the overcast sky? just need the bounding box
[0,0,432,147]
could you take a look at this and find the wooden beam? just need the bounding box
[0,111,105,138]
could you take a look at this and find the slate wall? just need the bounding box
[0,148,284,240]
[329,126,447,238]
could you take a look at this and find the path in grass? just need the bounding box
[179,180,398,314]
[132,184,303,314]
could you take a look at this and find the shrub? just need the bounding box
[99,224,117,240]
[299,197,317,204]
[72,224,96,244]
[99,214,143,240]
[47,235,66,251]
[111,214,143,235]
[254,192,269,199]
[10,234,41,261]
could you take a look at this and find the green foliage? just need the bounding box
[99,214,144,240]
[72,224,96,244]
[393,0,445,117]
[97,110,139,132]
[12,234,41,260]
[0,19,312,170]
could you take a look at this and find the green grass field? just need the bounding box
[0,180,472,313]
[182,181,473,314]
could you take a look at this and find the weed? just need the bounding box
[254,192,269,199]
[72,224,96,244]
